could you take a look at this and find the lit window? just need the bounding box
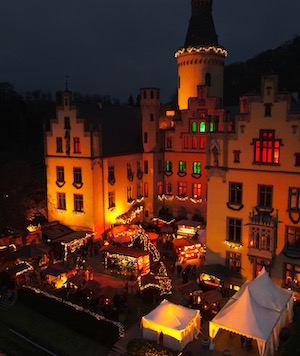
[183,136,189,149]
[178,161,186,174]
[288,187,300,212]
[56,166,64,182]
[192,136,197,149]
[199,122,205,133]
[178,181,187,196]
[192,183,201,198]
[229,182,242,204]
[165,161,172,173]
[254,259,271,277]
[74,137,81,153]
[254,130,281,164]
[227,218,242,243]
[249,227,271,250]
[56,137,63,153]
[73,167,82,184]
[157,181,163,195]
[57,192,66,210]
[193,162,201,175]
[199,136,205,149]
[284,263,300,291]
[191,122,197,133]
[258,185,273,208]
[108,191,115,209]
[166,181,172,195]
[74,194,83,212]
[144,182,149,197]
[226,251,241,274]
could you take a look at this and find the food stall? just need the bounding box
[41,264,76,289]
[175,220,202,238]
[102,245,150,279]
[173,237,203,262]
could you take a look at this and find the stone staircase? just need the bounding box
[0,291,17,311]
[107,343,127,356]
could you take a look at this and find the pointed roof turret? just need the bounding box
[185,0,218,47]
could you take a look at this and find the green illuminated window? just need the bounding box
[193,162,201,175]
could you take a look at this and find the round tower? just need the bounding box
[176,0,227,110]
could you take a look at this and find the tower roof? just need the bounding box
[184,0,219,47]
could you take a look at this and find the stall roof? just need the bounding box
[54,231,90,244]
[199,264,240,281]
[5,262,33,276]
[173,238,198,249]
[42,264,75,276]
[102,245,149,258]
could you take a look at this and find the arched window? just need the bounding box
[191,122,197,133]
[199,122,205,132]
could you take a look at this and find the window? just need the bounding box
[178,161,186,174]
[205,72,211,86]
[137,183,142,198]
[289,187,300,211]
[166,181,172,195]
[144,132,148,143]
[137,161,143,179]
[56,166,64,182]
[193,162,201,175]
[57,192,66,210]
[144,182,149,197]
[233,150,240,163]
[264,103,272,117]
[127,186,133,202]
[165,160,172,173]
[108,165,115,185]
[254,130,281,164]
[108,191,115,209]
[191,122,197,133]
[74,194,83,212]
[178,181,187,196]
[192,136,197,149]
[284,263,300,291]
[227,218,242,243]
[127,163,134,181]
[229,182,242,204]
[56,137,63,153]
[150,113,154,122]
[199,136,205,149]
[64,117,70,129]
[226,251,241,274]
[166,136,172,149]
[73,167,82,184]
[258,185,273,208]
[74,137,81,153]
[192,183,201,198]
[295,153,300,166]
[157,181,163,195]
[183,136,189,149]
[144,160,148,174]
[199,122,205,133]
[254,258,271,277]
[249,227,271,250]
[286,226,300,251]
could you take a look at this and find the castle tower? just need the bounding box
[176,0,227,110]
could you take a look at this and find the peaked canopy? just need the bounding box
[209,268,293,356]
[141,299,201,351]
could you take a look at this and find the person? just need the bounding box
[240,335,246,348]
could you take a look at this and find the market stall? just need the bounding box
[102,245,150,279]
[173,237,203,262]
[41,264,76,288]
[175,220,202,238]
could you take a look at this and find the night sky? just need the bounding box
[2,0,299,103]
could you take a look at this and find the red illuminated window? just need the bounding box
[233,150,240,163]
[144,182,149,197]
[74,137,81,153]
[183,136,189,149]
[192,183,201,198]
[192,136,197,149]
[199,136,205,149]
[284,263,300,291]
[157,181,163,195]
[254,130,281,164]
[166,136,172,149]
[166,182,172,195]
[178,181,187,196]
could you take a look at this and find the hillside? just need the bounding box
[224,35,300,105]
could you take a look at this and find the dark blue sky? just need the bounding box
[2,0,299,103]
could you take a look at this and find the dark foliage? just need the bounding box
[127,338,178,356]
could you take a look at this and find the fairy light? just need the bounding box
[175,46,228,58]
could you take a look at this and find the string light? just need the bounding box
[175,46,228,57]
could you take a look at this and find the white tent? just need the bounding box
[209,268,294,356]
[141,299,201,351]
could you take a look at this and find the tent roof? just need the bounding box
[142,299,199,330]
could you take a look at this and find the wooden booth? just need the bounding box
[102,245,150,279]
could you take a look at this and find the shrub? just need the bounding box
[127,338,178,356]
